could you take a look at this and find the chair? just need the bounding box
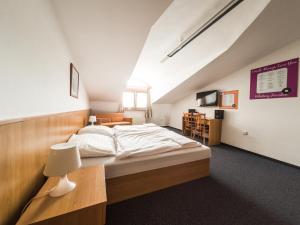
[183,113,194,136]
[191,113,206,144]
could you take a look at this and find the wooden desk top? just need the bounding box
[182,116,219,121]
[17,166,106,225]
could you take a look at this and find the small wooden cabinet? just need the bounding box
[182,116,222,146]
[17,166,107,225]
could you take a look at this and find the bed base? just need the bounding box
[106,158,210,204]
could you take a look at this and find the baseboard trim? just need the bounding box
[165,126,299,169]
[220,142,299,169]
[163,126,182,132]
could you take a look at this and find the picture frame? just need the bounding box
[220,90,239,109]
[70,63,79,98]
[250,58,299,100]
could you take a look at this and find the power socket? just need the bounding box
[242,131,248,136]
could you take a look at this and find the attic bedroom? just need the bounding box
[0,0,299,225]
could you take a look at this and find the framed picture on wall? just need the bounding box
[220,90,239,109]
[250,58,299,99]
[70,63,79,98]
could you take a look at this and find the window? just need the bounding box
[123,78,150,110]
[122,90,148,110]
[122,91,135,108]
[136,92,147,108]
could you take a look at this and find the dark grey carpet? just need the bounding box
[106,128,300,225]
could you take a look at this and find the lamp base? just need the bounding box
[49,175,76,197]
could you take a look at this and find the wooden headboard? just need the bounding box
[96,112,124,118]
[0,109,89,225]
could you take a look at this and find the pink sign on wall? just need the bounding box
[250,58,299,99]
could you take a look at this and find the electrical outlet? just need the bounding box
[242,131,248,136]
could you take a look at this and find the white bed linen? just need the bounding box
[114,124,200,159]
[68,133,116,157]
[78,125,114,136]
[82,145,211,178]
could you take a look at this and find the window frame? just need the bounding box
[122,89,148,111]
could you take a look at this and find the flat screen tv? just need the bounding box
[196,90,219,107]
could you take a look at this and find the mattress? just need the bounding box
[82,145,211,179]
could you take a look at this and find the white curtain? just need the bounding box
[145,88,152,119]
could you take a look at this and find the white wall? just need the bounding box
[150,104,172,126]
[0,0,89,121]
[90,101,171,126]
[52,0,172,102]
[170,39,300,166]
[90,101,120,113]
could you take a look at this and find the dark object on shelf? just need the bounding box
[215,110,224,119]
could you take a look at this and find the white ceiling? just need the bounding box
[156,0,300,103]
[131,0,272,103]
[51,0,172,101]
[51,0,300,104]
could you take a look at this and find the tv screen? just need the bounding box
[196,90,219,107]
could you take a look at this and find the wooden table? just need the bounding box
[17,166,107,225]
[182,116,222,146]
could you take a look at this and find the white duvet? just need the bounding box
[68,133,116,157]
[114,124,200,159]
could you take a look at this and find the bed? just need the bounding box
[76,124,211,204]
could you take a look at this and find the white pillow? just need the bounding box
[78,125,114,137]
[68,133,116,158]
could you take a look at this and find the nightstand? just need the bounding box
[17,166,107,225]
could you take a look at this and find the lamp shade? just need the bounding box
[89,115,97,123]
[44,143,81,177]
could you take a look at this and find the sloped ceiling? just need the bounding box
[52,0,300,104]
[51,0,172,101]
[131,0,272,103]
[157,0,300,103]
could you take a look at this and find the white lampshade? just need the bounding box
[44,143,81,177]
[89,115,97,123]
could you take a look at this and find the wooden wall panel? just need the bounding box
[0,110,89,225]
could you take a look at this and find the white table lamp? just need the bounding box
[43,143,81,197]
[89,115,97,125]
